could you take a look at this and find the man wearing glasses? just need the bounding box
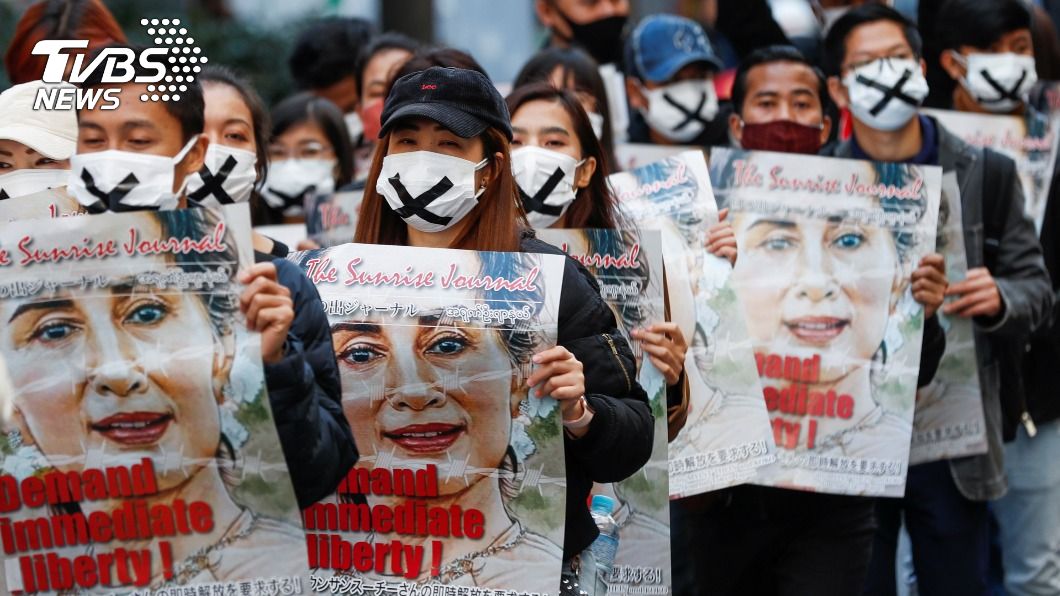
[823,5,1052,595]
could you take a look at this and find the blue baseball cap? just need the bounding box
[626,15,723,84]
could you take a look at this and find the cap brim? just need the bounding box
[646,53,723,84]
[379,102,489,140]
[0,123,76,160]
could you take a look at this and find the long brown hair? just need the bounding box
[506,83,624,229]
[355,126,526,252]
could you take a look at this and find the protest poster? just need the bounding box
[0,204,308,594]
[613,144,699,173]
[910,173,987,464]
[924,107,1060,232]
[304,188,364,248]
[0,188,86,221]
[535,228,671,596]
[289,244,567,595]
[709,147,942,496]
[609,151,776,498]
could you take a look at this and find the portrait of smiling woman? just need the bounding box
[724,159,934,461]
[298,246,565,591]
[0,208,307,589]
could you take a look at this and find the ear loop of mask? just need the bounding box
[173,135,202,197]
[474,157,490,199]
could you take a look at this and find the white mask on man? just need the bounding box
[640,79,718,142]
[952,52,1038,113]
[68,135,199,212]
[842,58,929,131]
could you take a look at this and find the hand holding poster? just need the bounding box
[608,151,776,498]
[911,173,987,464]
[290,244,566,595]
[0,205,307,593]
[924,107,1060,231]
[709,148,941,496]
[535,228,671,596]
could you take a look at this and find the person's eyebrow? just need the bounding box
[296,139,326,147]
[121,119,159,134]
[222,117,252,128]
[394,121,420,132]
[747,219,797,231]
[331,321,382,334]
[541,126,570,136]
[0,148,11,157]
[751,90,780,100]
[8,299,74,323]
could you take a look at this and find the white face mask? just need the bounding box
[186,144,258,206]
[68,136,199,212]
[0,168,69,200]
[843,58,929,132]
[261,158,336,210]
[587,111,606,140]
[511,146,584,228]
[344,111,364,146]
[640,79,719,142]
[376,150,488,233]
[953,52,1038,113]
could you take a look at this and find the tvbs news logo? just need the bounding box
[32,18,207,111]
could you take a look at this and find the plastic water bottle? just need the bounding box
[588,495,619,577]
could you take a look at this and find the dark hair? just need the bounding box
[823,4,923,76]
[355,32,421,94]
[199,65,271,185]
[936,0,1031,52]
[506,83,623,229]
[288,17,375,91]
[513,47,616,171]
[389,47,489,88]
[732,45,829,116]
[78,45,204,144]
[270,92,354,188]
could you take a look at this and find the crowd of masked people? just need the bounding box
[0,0,1058,594]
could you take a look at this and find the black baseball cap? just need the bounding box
[379,66,513,141]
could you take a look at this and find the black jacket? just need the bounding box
[520,234,655,559]
[1022,167,1060,428]
[255,252,358,508]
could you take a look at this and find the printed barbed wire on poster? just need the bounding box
[289,244,566,595]
[709,147,941,497]
[0,204,307,594]
[535,228,671,596]
[910,172,987,464]
[305,189,364,248]
[924,107,1060,233]
[608,151,777,498]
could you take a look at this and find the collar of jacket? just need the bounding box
[832,116,979,182]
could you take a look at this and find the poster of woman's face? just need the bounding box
[0,206,308,591]
[710,148,942,497]
[294,244,567,591]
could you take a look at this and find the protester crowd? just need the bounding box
[0,0,1057,595]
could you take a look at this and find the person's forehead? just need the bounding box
[204,83,252,121]
[845,21,912,58]
[746,61,821,96]
[79,83,181,132]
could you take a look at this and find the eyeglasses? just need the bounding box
[843,53,916,76]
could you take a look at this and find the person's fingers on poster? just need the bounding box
[911,253,948,319]
[943,267,1003,318]
[239,263,295,363]
[297,238,322,251]
[528,345,586,405]
[706,209,737,265]
[632,323,687,386]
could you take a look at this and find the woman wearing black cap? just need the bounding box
[355,66,654,595]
